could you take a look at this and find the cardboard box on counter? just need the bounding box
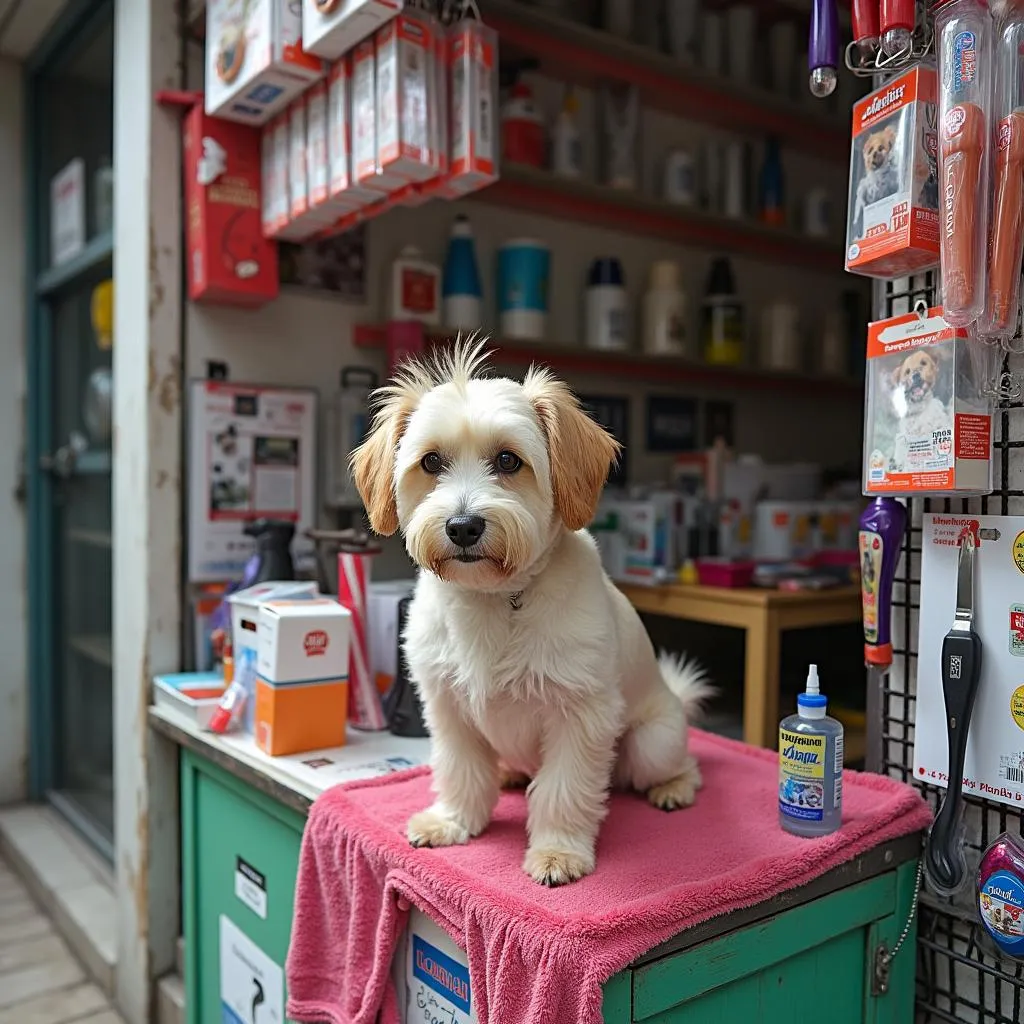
[255,597,351,756]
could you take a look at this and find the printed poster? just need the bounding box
[219,915,283,1024]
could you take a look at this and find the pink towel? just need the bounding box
[286,729,930,1024]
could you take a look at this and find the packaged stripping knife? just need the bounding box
[981,0,1024,336]
[924,528,983,896]
[934,0,993,326]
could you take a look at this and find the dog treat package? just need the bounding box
[846,65,940,279]
[183,104,278,307]
[260,118,288,237]
[863,306,993,495]
[351,39,392,195]
[206,0,323,125]
[439,17,498,198]
[375,13,440,186]
[302,0,404,61]
[326,58,379,210]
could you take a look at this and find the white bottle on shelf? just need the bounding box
[642,261,688,356]
[551,87,583,180]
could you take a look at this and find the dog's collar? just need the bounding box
[509,591,524,611]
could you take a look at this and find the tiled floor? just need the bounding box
[0,854,124,1024]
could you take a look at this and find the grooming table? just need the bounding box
[152,707,925,1024]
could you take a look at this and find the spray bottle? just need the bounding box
[779,665,844,837]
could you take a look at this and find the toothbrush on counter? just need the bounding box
[809,0,840,96]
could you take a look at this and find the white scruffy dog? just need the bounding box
[352,341,710,886]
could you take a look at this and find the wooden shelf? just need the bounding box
[354,327,863,397]
[484,0,849,166]
[472,165,844,274]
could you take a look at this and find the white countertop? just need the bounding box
[150,703,431,805]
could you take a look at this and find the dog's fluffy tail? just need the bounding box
[658,651,714,722]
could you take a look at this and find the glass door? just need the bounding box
[27,0,115,859]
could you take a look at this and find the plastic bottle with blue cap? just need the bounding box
[778,664,844,837]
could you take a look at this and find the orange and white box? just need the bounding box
[351,39,398,195]
[206,0,323,125]
[255,598,351,756]
[863,307,992,496]
[440,19,498,198]
[302,0,404,61]
[260,118,289,236]
[376,13,439,184]
[846,65,939,279]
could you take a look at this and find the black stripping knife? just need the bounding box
[925,531,983,895]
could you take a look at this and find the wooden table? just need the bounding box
[618,583,862,750]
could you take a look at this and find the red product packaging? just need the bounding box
[846,65,940,279]
[183,104,278,307]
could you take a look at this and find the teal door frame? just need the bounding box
[25,0,114,800]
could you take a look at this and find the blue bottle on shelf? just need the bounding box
[442,214,483,331]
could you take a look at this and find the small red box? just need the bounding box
[183,104,278,308]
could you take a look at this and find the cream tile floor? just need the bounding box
[0,854,123,1024]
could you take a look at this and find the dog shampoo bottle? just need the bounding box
[778,665,844,837]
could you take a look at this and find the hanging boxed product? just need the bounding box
[183,104,278,307]
[439,17,498,197]
[375,12,441,184]
[327,57,381,210]
[863,306,992,496]
[302,0,404,60]
[351,38,402,195]
[206,0,323,125]
[845,65,940,279]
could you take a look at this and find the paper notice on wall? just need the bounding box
[188,380,317,582]
[219,915,283,1024]
[396,910,478,1024]
[51,158,85,266]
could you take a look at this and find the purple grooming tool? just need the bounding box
[809,0,840,98]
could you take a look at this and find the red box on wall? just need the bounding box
[183,104,278,307]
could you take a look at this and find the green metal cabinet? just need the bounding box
[179,748,918,1024]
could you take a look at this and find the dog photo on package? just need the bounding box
[864,307,992,495]
[846,66,939,279]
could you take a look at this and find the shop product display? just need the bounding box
[808,0,840,97]
[255,597,352,755]
[845,66,940,279]
[858,496,906,672]
[337,544,387,731]
[880,0,915,57]
[301,0,404,60]
[701,257,744,365]
[935,0,992,325]
[585,257,629,351]
[642,261,688,356]
[183,103,278,306]
[981,0,1024,337]
[551,86,583,180]
[389,244,441,324]
[501,79,545,168]
[978,833,1024,960]
[600,83,639,190]
[924,529,982,896]
[778,665,844,838]
[206,0,323,125]
[441,213,482,329]
[663,148,696,206]
[863,307,993,496]
[497,238,550,339]
[759,301,801,371]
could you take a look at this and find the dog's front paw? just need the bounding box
[407,809,471,848]
[523,846,594,887]
[648,760,702,811]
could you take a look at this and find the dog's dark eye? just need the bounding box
[421,452,443,474]
[495,451,521,474]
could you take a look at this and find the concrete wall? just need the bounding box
[0,57,28,805]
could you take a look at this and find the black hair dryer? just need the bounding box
[244,518,296,584]
[383,597,429,738]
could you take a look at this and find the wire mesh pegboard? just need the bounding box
[867,272,1024,1022]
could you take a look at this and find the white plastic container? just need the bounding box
[552,87,583,180]
[642,261,688,356]
[585,257,629,351]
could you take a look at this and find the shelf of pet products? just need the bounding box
[353,324,864,396]
[483,0,850,166]
[471,164,845,275]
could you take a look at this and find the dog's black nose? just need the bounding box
[445,514,486,549]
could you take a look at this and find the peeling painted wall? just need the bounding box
[0,57,28,806]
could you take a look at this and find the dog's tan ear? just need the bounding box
[351,406,401,536]
[523,367,622,531]
[882,125,896,146]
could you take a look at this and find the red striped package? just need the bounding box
[337,549,387,730]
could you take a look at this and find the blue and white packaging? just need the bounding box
[391,909,478,1023]
[497,239,549,341]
